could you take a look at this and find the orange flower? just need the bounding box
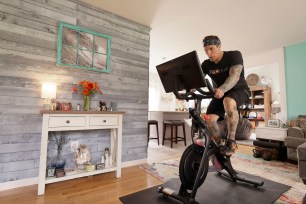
[73,80,102,97]
[83,89,90,96]
[83,81,88,89]
[87,82,93,90]
[93,82,99,90]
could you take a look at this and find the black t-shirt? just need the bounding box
[201,51,249,91]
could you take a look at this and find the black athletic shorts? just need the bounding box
[206,88,250,120]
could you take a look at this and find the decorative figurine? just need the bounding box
[99,100,107,111]
[109,154,112,166]
[104,147,110,168]
[50,99,57,110]
[73,144,91,170]
[56,101,61,111]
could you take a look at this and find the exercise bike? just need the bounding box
[156,51,264,204]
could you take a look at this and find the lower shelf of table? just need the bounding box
[45,166,117,184]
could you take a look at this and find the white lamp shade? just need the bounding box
[41,82,57,99]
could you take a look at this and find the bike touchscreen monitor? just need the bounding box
[156,50,206,93]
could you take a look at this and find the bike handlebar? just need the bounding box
[174,78,215,101]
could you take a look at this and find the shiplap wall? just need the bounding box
[0,0,150,184]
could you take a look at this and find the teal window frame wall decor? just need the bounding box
[57,22,111,73]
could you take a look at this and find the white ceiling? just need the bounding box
[82,0,306,68]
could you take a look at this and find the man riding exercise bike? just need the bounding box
[156,49,263,204]
[199,35,250,157]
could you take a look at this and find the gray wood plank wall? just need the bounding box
[0,0,150,183]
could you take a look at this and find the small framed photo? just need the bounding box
[46,167,55,177]
[96,162,105,170]
[61,102,72,111]
[55,168,65,178]
[267,119,280,128]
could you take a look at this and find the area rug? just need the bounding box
[139,152,306,204]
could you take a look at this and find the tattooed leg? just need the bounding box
[218,64,242,140]
[223,97,239,140]
[207,114,221,144]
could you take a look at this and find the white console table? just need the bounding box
[38,110,124,195]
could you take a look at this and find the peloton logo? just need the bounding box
[209,67,229,75]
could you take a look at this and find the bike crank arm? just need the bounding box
[218,171,264,187]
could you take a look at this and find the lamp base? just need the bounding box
[43,103,50,110]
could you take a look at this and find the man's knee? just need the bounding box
[223,97,235,106]
[223,97,239,119]
[205,114,218,127]
[223,97,237,111]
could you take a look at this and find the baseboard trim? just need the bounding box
[0,158,148,192]
[0,177,38,192]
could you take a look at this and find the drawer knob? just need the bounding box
[103,120,106,123]
[66,120,70,124]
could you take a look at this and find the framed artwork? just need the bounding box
[267,119,280,128]
[57,22,111,73]
[96,162,105,170]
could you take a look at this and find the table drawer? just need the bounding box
[48,116,86,128]
[90,116,118,126]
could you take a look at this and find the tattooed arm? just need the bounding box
[214,64,243,98]
[219,64,243,92]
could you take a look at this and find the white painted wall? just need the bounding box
[244,48,287,122]
[149,69,176,111]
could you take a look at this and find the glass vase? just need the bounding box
[51,152,66,169]
[83,95,91,111]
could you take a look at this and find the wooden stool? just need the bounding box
[147,120,159,146]
[162,120,186,148]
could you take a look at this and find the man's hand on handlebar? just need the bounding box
[214,88,224,99]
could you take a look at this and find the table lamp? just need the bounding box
[41,82,57,110]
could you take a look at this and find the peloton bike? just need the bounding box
[156,51,264,204]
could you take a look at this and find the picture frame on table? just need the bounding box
[46,167,55,177]
[267,119,280,128]
[61,102,72,111]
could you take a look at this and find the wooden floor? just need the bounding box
[0,143,254,204]
[0,166,162,204]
